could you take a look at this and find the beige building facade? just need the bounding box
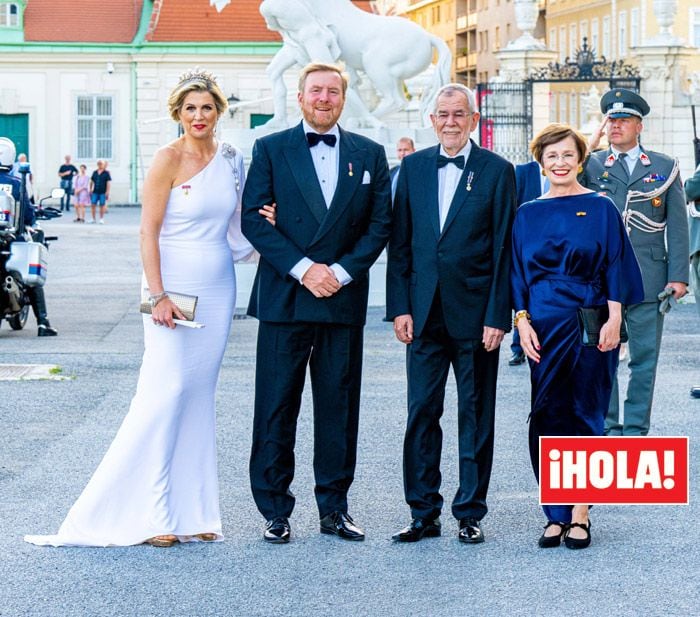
[400,0,698,89]
[545,0,700,127]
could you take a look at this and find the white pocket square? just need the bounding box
[362,170,371,184]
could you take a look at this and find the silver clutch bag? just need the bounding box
[139,290,198,321]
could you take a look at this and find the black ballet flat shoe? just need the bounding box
[563,521,591,550]
[538,521,567,548]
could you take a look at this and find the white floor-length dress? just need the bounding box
[25,142,252,547]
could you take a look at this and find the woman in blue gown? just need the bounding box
[511,124,644,550]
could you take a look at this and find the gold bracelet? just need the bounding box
[513,310,530,327]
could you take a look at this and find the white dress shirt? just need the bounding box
[289,121,351,285]
[611,144,640,176]
[438,141,472,231]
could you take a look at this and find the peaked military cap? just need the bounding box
[600,88,650,119]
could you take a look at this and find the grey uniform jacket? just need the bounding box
[685,163,700,258]
[581,147,688,302]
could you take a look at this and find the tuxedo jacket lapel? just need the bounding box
[314,128,363,241]
[283,124,328,224]
[422,145,441,239]
[441,141,488,237]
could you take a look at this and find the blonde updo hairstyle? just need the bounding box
[167,68,228,123]
[530,123,588,166]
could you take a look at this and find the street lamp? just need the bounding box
[227,94,241,119]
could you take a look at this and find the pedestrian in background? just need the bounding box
[390,137,415,201]
[12,153,34,204]
[89,160,111,224]
[73,164,90,223]
[58,154,77,212]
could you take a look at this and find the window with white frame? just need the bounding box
[569,92,578,127]
[618,11,627,57]
[591,18,599,53]
[77,96,113,160]
[0,2,19,26]
[559,25,567,61]
[580,20,588,45]
[691,8,700,47]
[559,93,568,124]
[569,23,577,58]
[549,27,557,52]
[602,16,611,58]
[630,8,640,48]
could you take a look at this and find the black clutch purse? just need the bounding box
[577,305,628,347]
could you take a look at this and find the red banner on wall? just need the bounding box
[539,436,689,505]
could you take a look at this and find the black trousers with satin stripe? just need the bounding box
[403,291,498,521]
[249,320,364,520]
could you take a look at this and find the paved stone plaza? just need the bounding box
[1,208,698,616]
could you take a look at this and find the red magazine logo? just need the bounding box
[539,437,689,505]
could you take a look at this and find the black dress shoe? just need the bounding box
[263,517,290,544]
[538,521,567,548]
[458,517,484,544]
[320,511,365,541]
[563,520,591,550]
[508,351,526,366]
[392,517,441,542]
[690,386,700,399]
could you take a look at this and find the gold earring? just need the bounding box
[577,164,583,174]
[541,168,547,177]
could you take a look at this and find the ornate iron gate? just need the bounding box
[476,38,642,166]
[476,82,533,165]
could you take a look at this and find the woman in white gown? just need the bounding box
[25,69,257,547]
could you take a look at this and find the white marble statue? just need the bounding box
[213,0,451,127]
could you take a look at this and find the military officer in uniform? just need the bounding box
[582,88,688,435]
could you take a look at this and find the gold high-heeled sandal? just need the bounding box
[194,533,218,542]
[144,534,178,547]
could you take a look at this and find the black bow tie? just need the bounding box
[306,132,337,148]
[437,154,465,169]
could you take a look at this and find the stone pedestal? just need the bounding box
[633,44,697,177]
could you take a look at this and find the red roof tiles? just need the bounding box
[148,0,374,43]
[25,0,144,43]
[22,0,374,45]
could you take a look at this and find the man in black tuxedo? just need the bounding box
[241,62,392,544]
[386,83,516,544]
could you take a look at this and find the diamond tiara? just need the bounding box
[177,67,220,88]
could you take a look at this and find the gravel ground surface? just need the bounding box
[1,208,698,617]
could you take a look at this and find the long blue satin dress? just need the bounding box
[510,192,644,523]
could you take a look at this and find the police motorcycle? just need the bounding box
[0,142,62,332]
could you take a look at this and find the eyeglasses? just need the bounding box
[543,153,577,163]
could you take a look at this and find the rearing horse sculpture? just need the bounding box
[212,0,452,127]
